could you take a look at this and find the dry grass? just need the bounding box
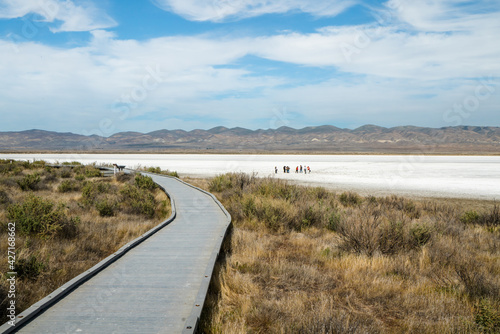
[0,160,170,323]
[194,173,500,334]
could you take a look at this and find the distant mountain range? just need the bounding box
[0,125,499,154]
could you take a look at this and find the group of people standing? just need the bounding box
[275,165,311,174]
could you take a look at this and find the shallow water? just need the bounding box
[1,153,499,200]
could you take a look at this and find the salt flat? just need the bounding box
[1,154,499,200]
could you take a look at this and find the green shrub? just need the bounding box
[460,210,481,225]
[145,166,178,177]
[310,187,330,200]
[166,170,179,177]
[474,299,500,333]
[339,192,362,207]
[81,181,110,206]
[209,174,233,192]
[242,196,256,218]
[17,173,41,191]
[58,180,81,193]
[327,211,342,232]
[146,166,161,174]
[84,167,101,178]
[120,184,157,218]
[95,200,116,217]
[255,201,288,231]
[460,207,499,228]
[7,195,66,237]
[410,223,432,247]
[15,254,46,280]
[258,180,300,202]
[75,174,85,181]
[296,205,323,230]
[135,174,157,190]
[81,182,98,205]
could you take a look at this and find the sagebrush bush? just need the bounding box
[209,174,234,193]
[84,167,102,178]
[339,192,362,206]
[7,195,70,238]
[144,166,179,177]
[409,222,432,247]
[461,210,481,225]
[58,180,81,193]
[17,173,41,191]
[135,174,157,190]
[460,206,499,227]
[327,211,342,231]
[120,184,157,218]
[95,200,116,217]
[81,181,111,206]
[146,166,162,174]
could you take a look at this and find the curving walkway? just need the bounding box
[1,173,230,334]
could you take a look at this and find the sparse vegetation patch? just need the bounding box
[196,173,500,333]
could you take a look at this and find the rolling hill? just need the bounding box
[0,125,499,154]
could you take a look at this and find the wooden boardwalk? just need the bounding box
[1,174,230,334]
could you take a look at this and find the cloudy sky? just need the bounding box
[0,0,499,135]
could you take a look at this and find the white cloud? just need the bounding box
[0,0,116,32]
[151,0,356,22]
[387,0,500,33]
[0,0,498,133]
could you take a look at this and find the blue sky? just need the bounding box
[0,0,499,135]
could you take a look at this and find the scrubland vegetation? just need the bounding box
[197,173,500,333]
[0,160,170,323]
[138,166,179,178]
